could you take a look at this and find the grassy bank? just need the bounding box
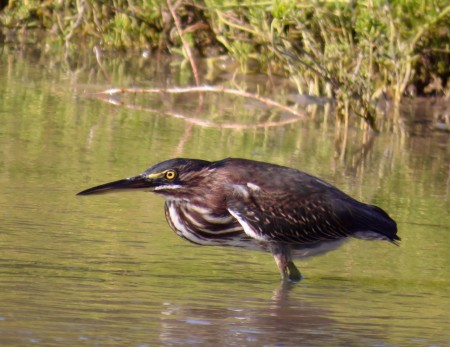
[1,0,449,129]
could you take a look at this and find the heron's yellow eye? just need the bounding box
[164,170,177,180]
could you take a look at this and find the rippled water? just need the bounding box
[0,49,449,346]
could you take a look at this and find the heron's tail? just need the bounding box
[344,201,400,244]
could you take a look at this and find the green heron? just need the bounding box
[77,158,399,281]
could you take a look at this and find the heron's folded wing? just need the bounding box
[225,183,350,244]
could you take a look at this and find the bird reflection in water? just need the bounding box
[155,280,385,346]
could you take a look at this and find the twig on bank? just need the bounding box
[65,0,86,45]
[166,0,201,86]
[93,46,111,81]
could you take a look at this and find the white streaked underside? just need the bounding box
[353,230,390,241]
[227,208,268,242]
[167,203,213,245]
[291,239,346,259]
[186,204,235,225]
[165,199,349,258]
[166,202,247,247]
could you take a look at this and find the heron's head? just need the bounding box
[77,158,213,198]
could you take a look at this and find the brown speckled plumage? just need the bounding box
[78,158,399,281]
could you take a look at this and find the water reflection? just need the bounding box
[155,278,410,346]
[158,282,339,346]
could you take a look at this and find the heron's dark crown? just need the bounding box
[143,158,211,176]
[140,158,215,195]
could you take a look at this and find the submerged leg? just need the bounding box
[270,243,302,282]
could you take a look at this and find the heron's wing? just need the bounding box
[225,182,397,244]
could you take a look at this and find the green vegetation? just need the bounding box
[1,0,449,129]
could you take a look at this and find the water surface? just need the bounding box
[0,49,449,346]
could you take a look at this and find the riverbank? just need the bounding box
[1,1,449,129]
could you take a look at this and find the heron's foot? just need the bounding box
[272,244,303,282]
[287,261,302,282]
[277,261,302,282]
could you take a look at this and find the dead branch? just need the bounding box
[92,92,303,129]
[92,85,306,120]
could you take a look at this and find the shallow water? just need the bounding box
[0,49,449,346]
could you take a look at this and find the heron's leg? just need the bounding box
[270,243,302,282]
[287,261,301,282]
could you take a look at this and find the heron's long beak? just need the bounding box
[77,175,151,196]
